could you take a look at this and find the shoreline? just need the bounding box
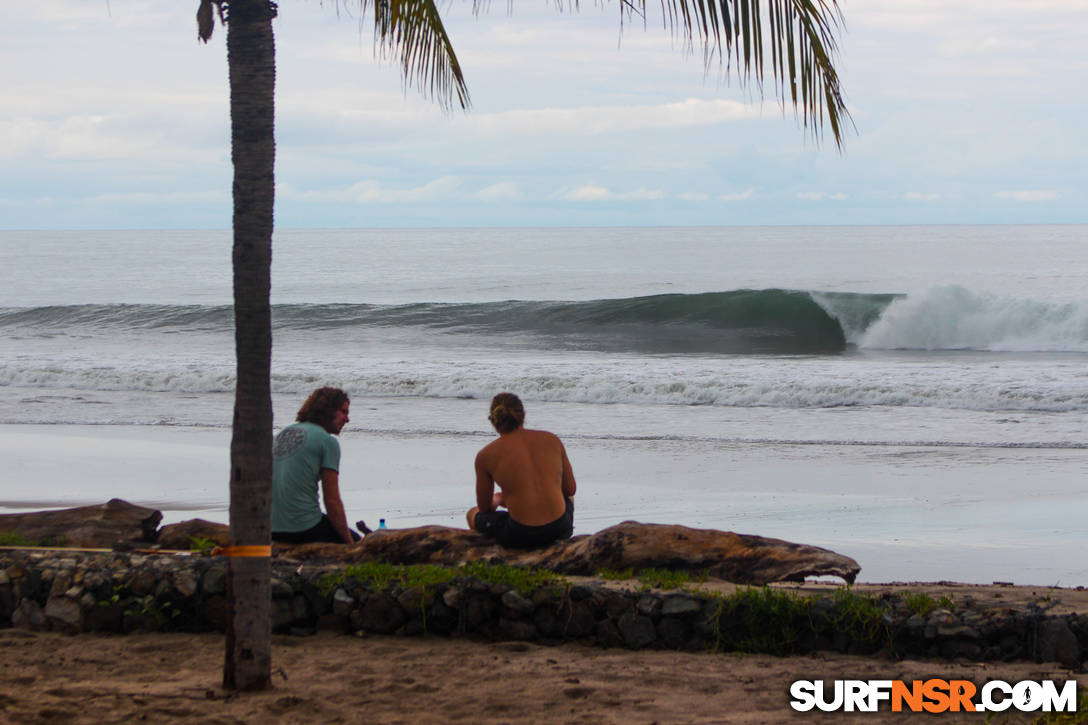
[3,422,1086,588]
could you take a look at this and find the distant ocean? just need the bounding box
[1,226,1085,585]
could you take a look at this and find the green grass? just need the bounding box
[636,568,709,591]
[595,567,635,581]
[702,586,895,656]
[593,567,709,591]
[319,560,568,598]
[829,587,895,652]
[901,591,939,617]
[709,586,816,655]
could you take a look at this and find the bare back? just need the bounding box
[475,428,576,526]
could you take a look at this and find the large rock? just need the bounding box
[275,521,860,585]
[0,499,161,549]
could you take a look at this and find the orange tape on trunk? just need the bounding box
[212,545,272,558]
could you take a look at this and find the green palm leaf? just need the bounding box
[371,1,849,145]
[629,1,851,147]
[368,0,471,111]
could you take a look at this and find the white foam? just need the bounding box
[859,285,1088,352]
[3,351,1087,414]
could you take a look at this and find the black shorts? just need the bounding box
[474,498,574,549]
[272,515,361,544]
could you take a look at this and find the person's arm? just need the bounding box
[320,468,355,544]
[559,441,577,498]
[475,451,497,513]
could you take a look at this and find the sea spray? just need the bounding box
[859,286,1088,352]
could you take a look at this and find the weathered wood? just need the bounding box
[157,519,231,550]
[0,499,162,548]
[275,520,861,585]
[1,500,861,584]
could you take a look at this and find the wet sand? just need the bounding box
[3,423,1086,587]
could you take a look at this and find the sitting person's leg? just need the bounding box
[471,508,512,539]
[273,515,360,544]
[499,498,573,549]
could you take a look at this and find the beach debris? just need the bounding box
[157,518,231,550]
[277,520,862,585]
[0,498,161,549]
[1,501,859,583]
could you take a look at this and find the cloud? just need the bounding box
[795,192,849,201]
[277,97,761,151]
[278,177,463,204]
[721,189,756,202]
[994,190,1060,202]
[0,107,224,163]
[474,182,523,202]
[85,190,228,205]
[904,192,941,202]
[0,195,58,207]
[467,98,760,138]
[555,185,665,202]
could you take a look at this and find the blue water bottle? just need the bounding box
[378,518,387,530]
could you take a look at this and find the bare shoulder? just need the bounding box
[476,436,504,462]
[524,428,563,447]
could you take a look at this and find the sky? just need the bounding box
[1,0,1086,229]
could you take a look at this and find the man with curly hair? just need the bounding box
[271,387,362,544]
[466,392,577,548]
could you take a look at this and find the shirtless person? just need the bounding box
[466,393,577,548]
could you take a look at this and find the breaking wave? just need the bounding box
[1,285,1085,353]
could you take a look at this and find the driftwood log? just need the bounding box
[0,499,161,549]
[279,521,861,585]
[1,500,860,584]
[157,519,231,549]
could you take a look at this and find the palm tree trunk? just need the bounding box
[223,0,276,691]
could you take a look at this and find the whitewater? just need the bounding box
[1,225,1085,585]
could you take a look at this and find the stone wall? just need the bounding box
[1,550,1084,668]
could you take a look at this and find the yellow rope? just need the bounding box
[0,545,193,555]
[0,544,272,557]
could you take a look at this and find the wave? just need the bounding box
[2,285,1086,353]
[855,286,1088,352]
[0,291,847,354]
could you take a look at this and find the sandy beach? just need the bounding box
[1,625,1083,724]
[1,580,1085,724]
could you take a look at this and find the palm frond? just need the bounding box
[196,0,230,43]
[368,0,470,111]
[628,0,852,148]
[197,0,216,42]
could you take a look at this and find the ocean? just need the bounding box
[1,225,1085,586]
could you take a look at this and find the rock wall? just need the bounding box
[0,550,1084,668]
